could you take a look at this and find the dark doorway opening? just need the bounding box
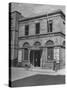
[30,50,42,67]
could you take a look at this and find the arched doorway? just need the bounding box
[30,41,42,67]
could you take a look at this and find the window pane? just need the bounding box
[47,47,53,60]
[24,48,28,60]
[48,20,52,32]
[25,25,29,35]
[36,23,40,34]
[49,23,52,32]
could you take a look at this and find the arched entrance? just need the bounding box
[30,42,42,67]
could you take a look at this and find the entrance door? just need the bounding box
[30,50,42,67]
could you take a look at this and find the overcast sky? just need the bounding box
[11,3,65,17]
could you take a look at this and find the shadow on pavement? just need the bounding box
[11,74,65,87]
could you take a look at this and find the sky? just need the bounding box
[11,3,65,17]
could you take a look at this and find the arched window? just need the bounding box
[23,42,30,48]
[45,40,54,47]
[23,42,30,60]
[45,40,54,61]
[34,41,41,47]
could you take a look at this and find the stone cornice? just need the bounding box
[18,45,65,49]
[18,32,65,40]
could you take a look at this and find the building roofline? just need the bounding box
[19,9,65,22]
[11,11,25,18]
[11,11,22,15]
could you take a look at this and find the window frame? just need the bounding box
[47,47,54,62]
[35,22,40,34]
[24,48,28,61]
[47,20,53,33]
[25,24,29,36]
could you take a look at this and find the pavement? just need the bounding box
[11,75,65,87]
[11,67,65,82]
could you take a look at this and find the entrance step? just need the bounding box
[30,67,55,74]
[43,62,53,69]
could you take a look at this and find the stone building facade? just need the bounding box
[11,10,65,69]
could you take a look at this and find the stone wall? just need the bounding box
[60,48,65,69]
[18,34,65,69]
[19,14,65,37]
[18,35,64,48]
[11,12,23,61]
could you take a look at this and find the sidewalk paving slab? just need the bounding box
[11,67,65,81]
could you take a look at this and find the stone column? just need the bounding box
[22,48,24,61]
[40,47,47,67]
[54,47,60,70]
[28,48,30,65]
[60,47,65,69]
[54,47,60,62]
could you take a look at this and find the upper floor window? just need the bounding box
[35,23,40,34]
[47,20,53,32]
[25,25,29,35]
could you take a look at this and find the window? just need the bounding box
[46,40,54,61]
[25,25,29,35]
[23,42,30,61]
[24,48,28,60]
[47,47,53,60]
[35,23,40,34]
[47,20,53,32]
[34,41,41,47]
